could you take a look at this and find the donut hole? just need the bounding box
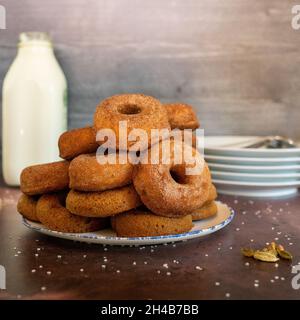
[170,168,187,184]
[118,104,142,115]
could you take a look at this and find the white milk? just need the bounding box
[2,32,67,186]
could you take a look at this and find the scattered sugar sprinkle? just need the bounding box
[116,270,120,273]
[215,282,220,286]
[163,263,169,269]
[132,261,136,266]
[157,270,161,274]
[57,255,62,259]
[31,269,36,273]
[225,293,231,298]
[101,265,106,269]
[41,286,46,291]
[46,271,52,275]
[195,266,203,271]
[80,268,84,272]
[245,262,250,267]
[166,272,171,276]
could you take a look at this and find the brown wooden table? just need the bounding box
[0,185,300,300]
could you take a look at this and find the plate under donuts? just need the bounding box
[22,201,234,246]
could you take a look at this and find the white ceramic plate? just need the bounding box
[208,162,300,174]
[213,179,299,197]
[204,136,300,157]
[205,154,300,165]
[22,202,234,246]
[211,170,300,183]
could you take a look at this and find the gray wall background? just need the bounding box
[0,0,299,139]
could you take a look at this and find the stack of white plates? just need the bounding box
[204,136,300,197]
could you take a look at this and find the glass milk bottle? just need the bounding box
[2,32,67,186]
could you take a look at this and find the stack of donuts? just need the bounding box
[17,94,218,237]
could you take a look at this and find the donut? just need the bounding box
[133,141,211,217]
[179,130,197,148]
[36,193,108,233]
[69,153,133,192]
[192,201,218,221]
[66,185,141,218]
[94,94,170,150]
[58,126,98,160]
[205,184,217,204]
[165,103,200,130]
[20,161,69,195]
[17,193,40,222]
[112,208,193,237]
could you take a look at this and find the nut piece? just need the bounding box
[241,248,255,257]
[253,250,279,262]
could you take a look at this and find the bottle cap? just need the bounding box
[18,32,52,47]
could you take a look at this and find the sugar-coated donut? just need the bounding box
[66,185,141,218]
[20,161,69,195]
[205,184,217,204]
[165,103,200,130]
[17,193,40,222]
[36,193,108,233]
[192,201,218,221]
[112,208,193,237]
[69,153,133,192]
[94,94,170,150]
[179,130,197,148]
[58,126,98,160]
[133,141,211,217]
